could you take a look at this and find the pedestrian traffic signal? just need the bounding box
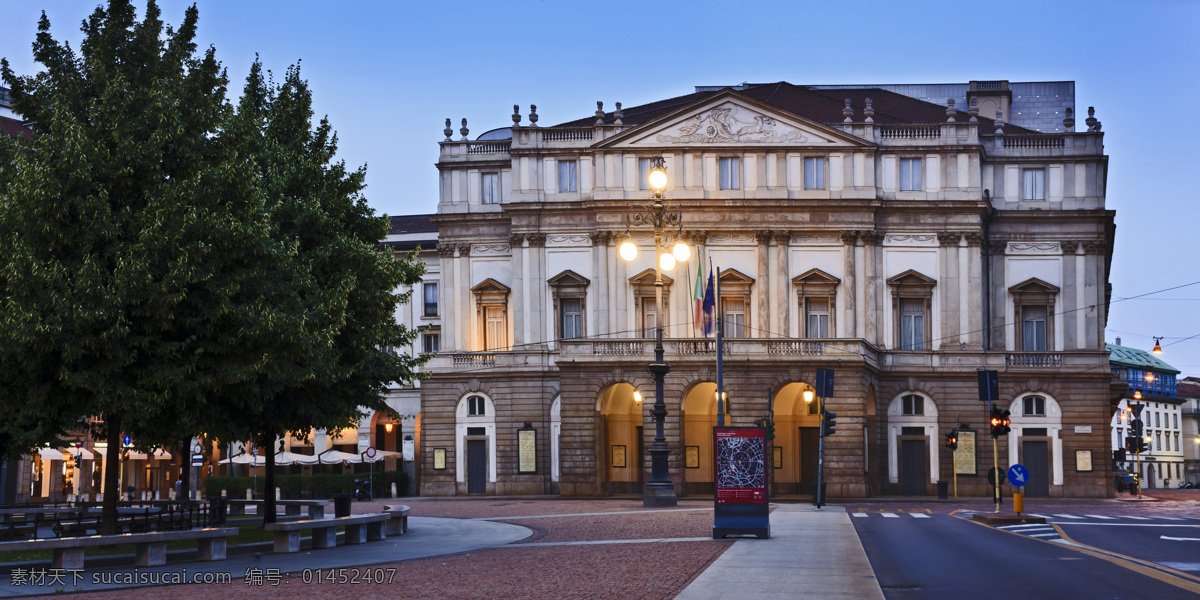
[821,409,838,436]
[1124,436,1137,454]
[1138,438,1150,454]
[1131,418,1143,439]
[1113,448,1126,465]
[946,429,959,451]
[989,407,1011,437]
[122,450,130,462]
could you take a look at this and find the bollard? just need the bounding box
[391,483,397,499]
[1013,492,1024,515]
[275,487,281,501]
[245,488,252,500]
[221,489,227,498]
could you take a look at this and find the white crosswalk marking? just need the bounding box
[1030,533,1059,538]
[1160,517,1184,521]
[852,512,868,518]
[882,512,899,518]
[1084,515,1116,520]
[1123,515,1151,520]
[1052,514,1084,519]
[911,513,930,519]
[1028,514,1050,518]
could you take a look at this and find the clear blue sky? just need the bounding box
[3,0,1198,373]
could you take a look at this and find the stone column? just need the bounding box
[965,232,983,347]
[774,231,792,337]
[860,232,882,345]
[840,231,858,338]
[755,231,771,337]
[1084,241,1107,349]
[988,241,1007,350]
[1060,241,1082,350]
[437,245,457,350]
[457,244,473,349]
[527,234,547,350]
[938,232,962,348]
[510,234,526,347]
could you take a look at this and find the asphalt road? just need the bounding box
[1046,516,1200,571]
[852,510,1199,600]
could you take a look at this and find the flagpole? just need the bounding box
[716,265,725,427]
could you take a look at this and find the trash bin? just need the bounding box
[333,494,352,518]
[937,480,949,500]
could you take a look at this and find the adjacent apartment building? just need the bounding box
[1108,341,1184,489]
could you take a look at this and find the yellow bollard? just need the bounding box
[1013,491,1024,515]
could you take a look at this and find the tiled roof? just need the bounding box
[388,214,437,235]
[1178,376,1200,398]
[554,81,1036,135]
[0,115,32,140]
[1107,343,1181,374]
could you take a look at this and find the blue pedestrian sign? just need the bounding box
[1007,464,1029,488]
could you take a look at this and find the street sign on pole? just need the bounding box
[1007,464,1029,488]
[191,453,204,467]
[122,434,132,447]
[977,370,999,403]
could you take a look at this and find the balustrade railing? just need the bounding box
[592,341,645,356]
[466,141,511,154]
[766,340,825,355]
[452,353,496,367]
[1002,135,1065,149]
[1006,352,1063,367]
[878,125,940,139]
[541,128,593,142]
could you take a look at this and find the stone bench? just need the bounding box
[383,505,410,536]
[262,513,389,553]
[226,499,329,519]
[0,527,238,569]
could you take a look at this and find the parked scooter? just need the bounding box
[353,479,371,501]
[1177,481,1195,489]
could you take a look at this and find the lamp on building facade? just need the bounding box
[619,156,686,508]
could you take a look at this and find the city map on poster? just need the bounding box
[714,428,766,504]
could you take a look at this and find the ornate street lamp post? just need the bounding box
[619,157,689,507]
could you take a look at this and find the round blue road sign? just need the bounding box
[122,434,132,447]
[1007,464,1029,488]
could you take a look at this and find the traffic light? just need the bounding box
[821,409,838,437]
[1138,437,1150,454]
[1124,436,1137,454]
[1113,448,1126,465]
[946,429,959,451]
[990,407,1011,437]
[1131,418,1143,439]
[122,450,130,462]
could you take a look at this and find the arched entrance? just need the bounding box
[772,382,820,495]
[1008,392,1063,497]
[597,383,643,495]
[886,392,939,495]
[682,382,718,496]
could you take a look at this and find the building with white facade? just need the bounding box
[1178,376,1200,486]
[412,79,1119,499]
[1109,341,1183,489]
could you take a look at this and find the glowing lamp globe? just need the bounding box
[619,240,638,261]
[659,252,676,271]
[648,166,668,193]
[672,241,690,262]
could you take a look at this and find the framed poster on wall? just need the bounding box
[685,446,700,469]
[1076,450,1093,472]
[518,426,537,474]
[954,431,977,475]
[611,445,626,468]
[433,448,446,470]
[773,446,783,469]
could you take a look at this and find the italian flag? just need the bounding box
[693,259,704,334]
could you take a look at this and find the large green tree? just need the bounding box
[210,61,427,523]
[0,1,282,532]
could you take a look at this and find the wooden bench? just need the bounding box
[383,505,410,535]
[0,527,238,569]
[262,513,389,553]
[226,499,330,519]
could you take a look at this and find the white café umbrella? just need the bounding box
[310,450,362,464]
[218,453,265,466]
[272,451,315,466]
[361,450,402,463]
[127,449,172,460]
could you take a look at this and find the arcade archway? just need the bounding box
[772,382,820,495]
[597,383,643,494]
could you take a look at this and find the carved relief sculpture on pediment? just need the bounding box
[655,103,810,144]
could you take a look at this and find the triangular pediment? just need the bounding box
[718,268,755,285]
[597,91,874,149]
[792,268,840,286]
[471,278,511,295]
[629,268,674,286]
[886,269,936,287]
[1009,277,1059,294]
[548,269,590,287]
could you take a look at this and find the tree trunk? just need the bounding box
[100,414,122,535]
[262,431,276,524]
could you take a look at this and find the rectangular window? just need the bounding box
[423,283,438,317]
[804,157,825,190]
[422,333,440,354]
[719,158,740,190]
[1174,413,1178,429]
[1021,306,1047,351]
[468,396,485,417]
[900,300,925,350]
[558,161,577,192]
[902,395,924,416]
[1156,412,1161,428]
[806,298,830,339]
[641,298,658,338]
[561,299,582,340]
[899,159,922,191]
[722,298,745,338]
[1175,432,1180,452]
[481,172,500,204]
[1156,432,1162,451]
[484,306,507,351]
[639,158,651,191]
[1022,168,1045,200]
[1023,396,1045,416]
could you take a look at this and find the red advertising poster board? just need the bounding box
[713,427,767,504]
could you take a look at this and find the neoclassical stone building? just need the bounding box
[415,80,1118,498]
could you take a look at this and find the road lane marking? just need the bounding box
[1028,513,1050,518]
[1053,514,1084,519]
[911,514,930,519]
[882,513,899,518]
[852,512,868,518]
[1084,514,1115,519]
[1051,523,1200,527]
[1160,563,1200,571]
[1160,517,1185,521]
[1161,535,1200,541]
[1030,533,1059,537]
[1123,515,1151,520]
[999,523,1052,530]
